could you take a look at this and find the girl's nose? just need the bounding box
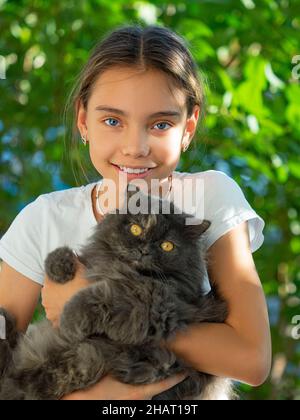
[121,130,150,158]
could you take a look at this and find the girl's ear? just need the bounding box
[183,220,211,240]
[76,99,88,137]
[182,105,201,148]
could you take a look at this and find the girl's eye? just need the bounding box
[153,122,172,131]
[102,118,171,131]
[103,118,120,127]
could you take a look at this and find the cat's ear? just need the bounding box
[183,220,211,240]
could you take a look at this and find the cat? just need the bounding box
[0,184,235,400]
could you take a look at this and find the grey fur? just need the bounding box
[0,185,236,400]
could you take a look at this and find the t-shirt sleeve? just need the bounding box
[0,196,45,286]
[202,171,265,253]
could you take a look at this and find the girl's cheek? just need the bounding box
[154,135,182,163]
[89,141,114,162]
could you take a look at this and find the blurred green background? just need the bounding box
[0,0,300,400]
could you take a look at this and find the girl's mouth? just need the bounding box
[111,163,155,179]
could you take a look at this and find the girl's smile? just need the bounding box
[111,162,155,180]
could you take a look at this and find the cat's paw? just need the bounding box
[145,282,181,343]
[44,246,78,284]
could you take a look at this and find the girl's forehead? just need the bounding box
[89,67,187,114]
[96,66,149,84]
[94,66,168,85]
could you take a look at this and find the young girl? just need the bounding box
[0,25,271,400]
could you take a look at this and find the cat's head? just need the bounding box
[96,184,211,287]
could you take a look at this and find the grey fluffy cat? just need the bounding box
[0,185,235,400]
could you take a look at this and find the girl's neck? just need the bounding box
[91,174,173,223]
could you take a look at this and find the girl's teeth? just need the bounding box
[119,166,149,174]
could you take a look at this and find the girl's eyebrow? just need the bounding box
[94,106,183,120]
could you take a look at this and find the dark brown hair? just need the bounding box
[63,24,207,185]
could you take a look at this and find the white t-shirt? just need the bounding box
[0,170,265,291]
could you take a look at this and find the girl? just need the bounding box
[0,25,271,400]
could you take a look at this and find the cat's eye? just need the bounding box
[160,241,174,252]
[130,224,143,236]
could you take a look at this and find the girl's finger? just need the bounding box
[144,373,188,399]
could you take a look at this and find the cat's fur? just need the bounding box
[0,185,235,400]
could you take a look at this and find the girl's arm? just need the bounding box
[0,262,41,332]
[164,221,272,387]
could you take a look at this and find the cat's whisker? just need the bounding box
[155,267,168,286]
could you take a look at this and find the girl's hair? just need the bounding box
[63,24,206,185]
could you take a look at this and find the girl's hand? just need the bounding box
[61,372,188,400]
[42,261,89,328]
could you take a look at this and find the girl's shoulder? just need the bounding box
[173,169,265,253]
[34,182,96,209]
[0,182,98,285]
[3,181,97,242]
[174,168,255,215]
[15,181,97,227]
[173,169,240,197]
[174,169,233,182]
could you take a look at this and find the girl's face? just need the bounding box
[77,66,199,189]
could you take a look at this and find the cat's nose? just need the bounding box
[139,248,149,258]
[142,248,150,255]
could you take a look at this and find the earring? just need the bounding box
[81,135,87,146]
[182,143,188,152]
